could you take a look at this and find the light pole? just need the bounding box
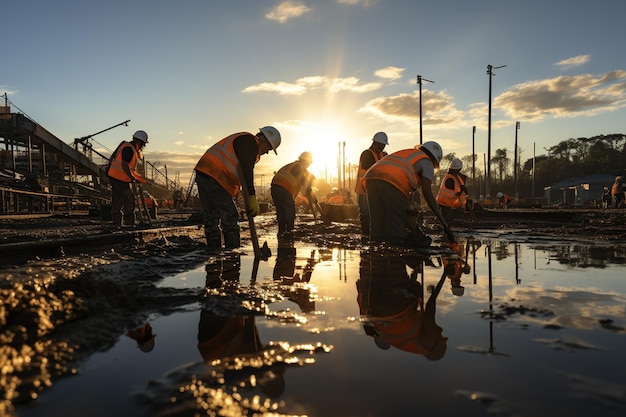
[486,64,506,197]
[472,126,476,200]
[417,75,434,144]
[514,121,520,198]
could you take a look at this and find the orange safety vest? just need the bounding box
[107,142,144,183]
[272,161,309,197]
[194,133,259,197]
[436,173,466,209]
[355,148,384,195]
[612,182,623,195]
[362,149,431,197]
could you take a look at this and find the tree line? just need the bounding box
[440,133,626,199]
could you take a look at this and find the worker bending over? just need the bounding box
[194,126,281,250]
[271,151,315,236]
[107,130,149,227]
[436,158,468,223]
[355,132,388,235]
[363,141,455,246]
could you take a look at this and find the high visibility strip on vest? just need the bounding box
[363,149,429,196]
[194,132,258,196]
[272,161,305,196]
[436,173,465,209]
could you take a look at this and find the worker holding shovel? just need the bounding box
[271,151,316,238]
[194,127,281,251]
[106,130,149,227]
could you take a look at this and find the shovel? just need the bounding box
[238,165,272,260]
[310,193,332,226]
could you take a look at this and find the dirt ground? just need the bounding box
[1,207,626,416]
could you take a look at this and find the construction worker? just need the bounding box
[270,151,315,236]
[355,132,388,235]
[612,176,624,208]
[496,191,512,209]
[362,141,455,246]
[194,126,281,250]
[106,130,148,227]
[143,191,158,219]
[436,157,468,223]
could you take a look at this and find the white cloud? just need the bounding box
[554,55,590,69]
[242,82,306,95]
[361,90,463,126]
[336,0,377,6]
[496,70,626,121]
[266,2,312,23]
[374,66,404,80]
[243,75,382,95]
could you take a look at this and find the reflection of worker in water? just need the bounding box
[199,254,286,398]
[356,251,448,360]
[204,254,241,288]
[441,243,471,296]
[126,322,156,353]
[273,244,318,313]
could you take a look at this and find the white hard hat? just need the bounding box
[616,176,622,181]
[450,158,463,170]
[419,141,443,167]
[372,132,388,145]
[496,192,504,198]
[298,151,313,164]
[132,130,149,143]
[259,126,281,155]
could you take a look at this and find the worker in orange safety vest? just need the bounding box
[194,127,281,250]
[436,157,468,223]
[355,132,388,235]
[107,130,148,227]
[362,141,455,246]
[271,151,315,237]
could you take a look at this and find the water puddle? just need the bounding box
[15,239,626,417]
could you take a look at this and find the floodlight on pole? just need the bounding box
[514,121,520,198]
[417,75,434,144]
[472,125,476,200]
[486,64,506,197]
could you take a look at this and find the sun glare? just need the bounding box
[294,120,358,182]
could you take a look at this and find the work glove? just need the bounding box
[443,225,456,243]
[248,195,260,217]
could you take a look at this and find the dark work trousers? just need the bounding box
[366,179,408,245]
[271,184,296,235]
[358,193,370,235]
[109,178,135,226]
[196,172,240,249]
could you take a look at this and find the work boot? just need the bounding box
[223,232,241,249]
[205,235,222,251]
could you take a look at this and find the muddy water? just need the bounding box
[13,239,626,417]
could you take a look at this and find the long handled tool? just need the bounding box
[132,181,152,226]
[309,193,332,226]
[238,166,271,260]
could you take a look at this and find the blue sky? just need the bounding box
[3,0,626,186]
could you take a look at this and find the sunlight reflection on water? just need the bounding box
[18,239,626,417]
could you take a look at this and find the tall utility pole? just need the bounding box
[486,64,507,197]
[472,126,476,200]
[514,121,520,198]
[417,75,434,144]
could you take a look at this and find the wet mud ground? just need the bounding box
[1,208,626,416]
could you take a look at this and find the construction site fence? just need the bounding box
[0,186,109,215]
